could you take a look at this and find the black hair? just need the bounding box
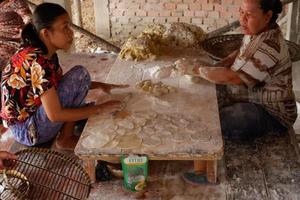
[259,0,282,24]
[21,3,67,54]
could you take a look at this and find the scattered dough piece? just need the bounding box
[143,127,155,135]
[154,123,165,130]
[161,130,173,136]
[116,119,134,130]
[186,123,207,134]
[82,134,110,148]
[161,114,171,121]
[143,136,161,147]
[136,80,176,97]
[116,128,126,135]
[172,133,186,142]
[159,130,173,139]
[190,132,211,142]
[178,118,190,128]
[118,134,142,149]
[148,111,158,118]
[132,116,147,126]
[134,112,152,120]
[150,65,174,79]
[165,123,179,131]
[128,127,142,135]
[162,22,207,48]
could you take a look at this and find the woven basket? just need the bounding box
[202,34,300,62]
[0,170,30,200]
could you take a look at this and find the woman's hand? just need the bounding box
[174,58,200,76]
[0,151,17,170]
[96,100,123,115]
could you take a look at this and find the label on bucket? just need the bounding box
[121,155,148,192]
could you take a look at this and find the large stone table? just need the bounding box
[75,48,223,183]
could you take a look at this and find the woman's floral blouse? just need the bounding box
[1,47,62,125]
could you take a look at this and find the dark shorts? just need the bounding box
[217,86,287,140]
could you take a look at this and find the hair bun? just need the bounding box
[273,0,282,14]
[21,22,39,46]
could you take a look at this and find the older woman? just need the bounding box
[180,0,297,140]
[0,0,31,69]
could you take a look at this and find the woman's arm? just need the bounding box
[214,50,239,68]
[90,81,129,93]
[195,66,243,85]
[40,87,122,122]
[177,50,242,85]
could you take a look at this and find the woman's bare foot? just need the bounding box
[55,135,79,151]
[55,122,77,150]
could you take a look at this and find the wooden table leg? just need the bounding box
[193,160,218,183]
[83,160,96,183]
[194,160,207,175]
[206,160,217,183]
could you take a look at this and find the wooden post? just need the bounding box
[83,160,96,183]
[94,0,111,39]
[206,160,218,183]
[287,0,300,43]
[72,0,82,27]
[194,160,206,175]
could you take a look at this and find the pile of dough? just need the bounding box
[119,23,206,61]
[142,24,166,42]
[135,80,176,97]
[162,22,207,48]
[119,33,159,61]
[119,24,165,61]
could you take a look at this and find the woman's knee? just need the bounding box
[59,65,91,95]
[70,65,91,86]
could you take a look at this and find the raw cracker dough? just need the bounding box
[117,134,142,149]
[142,135,161,147]
[82,134,110,148]
[116,119,134,129]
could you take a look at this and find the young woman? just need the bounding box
[1,3,127,150]
[179,0,297,140]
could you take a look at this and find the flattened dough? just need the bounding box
[118,134,142,149]
[116,119,134,129]
[82,134,110,148]
[143,136,161,147]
